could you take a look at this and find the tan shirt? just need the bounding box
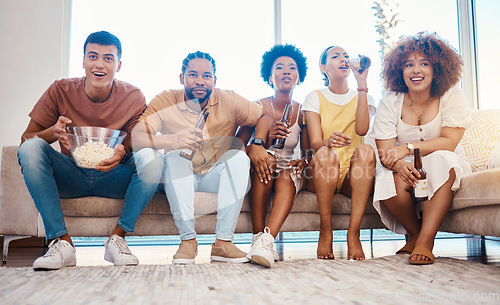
[29,77,146,156]
[140,88,262,174]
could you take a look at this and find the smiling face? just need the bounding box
[269,56,299,92]
[321,47,350,81]
[180,58,216,105]
[403,52,434,94]
[82,43,121,95]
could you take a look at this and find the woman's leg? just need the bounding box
[381,172,421,253]
[249,170,274,234]
[265,169,296,238]
[310,146,339,259]
[340,144,376,260]
[410,169,456,263]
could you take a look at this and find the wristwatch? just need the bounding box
[250,138,265,146]
[406,142,414,155]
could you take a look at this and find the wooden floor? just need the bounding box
[3,233,500,268]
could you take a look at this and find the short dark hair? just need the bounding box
[382,31,463,97]
[260,44,307,86]
[84,31,122,60]
[181,51,216,74]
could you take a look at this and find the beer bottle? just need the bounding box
[271,103,291,149]
[413,148,428,203]
[179,109,209,160]
[350,55,371,73]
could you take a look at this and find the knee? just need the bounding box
[313,146,339,168]
[225,149,250,170]
[353,144,376,167]
[18,138,51,164]
[134,148,163,166]
[164,149,187,166]
[133,148,164,174]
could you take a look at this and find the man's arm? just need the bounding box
[21,116,73,150]
[131,120,203,153]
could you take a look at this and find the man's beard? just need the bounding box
[185,87,212,104]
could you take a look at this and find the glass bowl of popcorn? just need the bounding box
[66,126,127,169]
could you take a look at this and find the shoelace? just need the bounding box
[42,239,62,258]
[259,228,274,249]
[111,236,132,255]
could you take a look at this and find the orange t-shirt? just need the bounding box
[29,77,146,156]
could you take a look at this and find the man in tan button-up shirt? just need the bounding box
[133,51,270,264]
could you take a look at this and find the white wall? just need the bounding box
[0,0,70,157]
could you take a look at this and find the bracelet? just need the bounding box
[302,158,309,165]
[357,88,368,92]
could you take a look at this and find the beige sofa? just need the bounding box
[1,109,500,262]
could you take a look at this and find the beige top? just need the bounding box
[140,88,262,174]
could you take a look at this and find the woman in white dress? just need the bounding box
[371,32,472,265]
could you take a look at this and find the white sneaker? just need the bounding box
[32,238,76,270]
[104,235,139,266]
[247,230,279,261]
[248,227,275,268]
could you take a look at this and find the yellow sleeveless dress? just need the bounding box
[317,90,365,192]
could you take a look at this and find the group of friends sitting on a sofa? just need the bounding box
[17,30,472,270]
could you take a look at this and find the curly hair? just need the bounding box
[382,32,463,97]
[260,44,307,86]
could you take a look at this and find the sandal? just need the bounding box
[396,239,416,255]
[408,246,435,265]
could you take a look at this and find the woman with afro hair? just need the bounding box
[238,44,310,268]
[302,46,377,261]
[370,32,472,265]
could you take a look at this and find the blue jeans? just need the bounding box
[162,149,250,241]
[17,138,164,239]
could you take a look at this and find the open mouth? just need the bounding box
[92,72,107,77]
[410,77,424,83]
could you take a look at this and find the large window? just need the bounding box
[71,0,494,109]
[280,0,458,105]
[70,0,274,102]
[475,0,500,109]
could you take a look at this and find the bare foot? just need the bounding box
[347,230,365,260]
[317,230,334,259]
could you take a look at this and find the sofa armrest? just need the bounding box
[0,146,39,236]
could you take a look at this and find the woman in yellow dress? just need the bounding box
[303,46,376,260]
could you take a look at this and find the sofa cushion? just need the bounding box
[450,167,500,211]
[457,109,500,172]
[61,190,379,217]
[486,142,500,169]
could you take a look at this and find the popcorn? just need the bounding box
[72,141,115,169]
